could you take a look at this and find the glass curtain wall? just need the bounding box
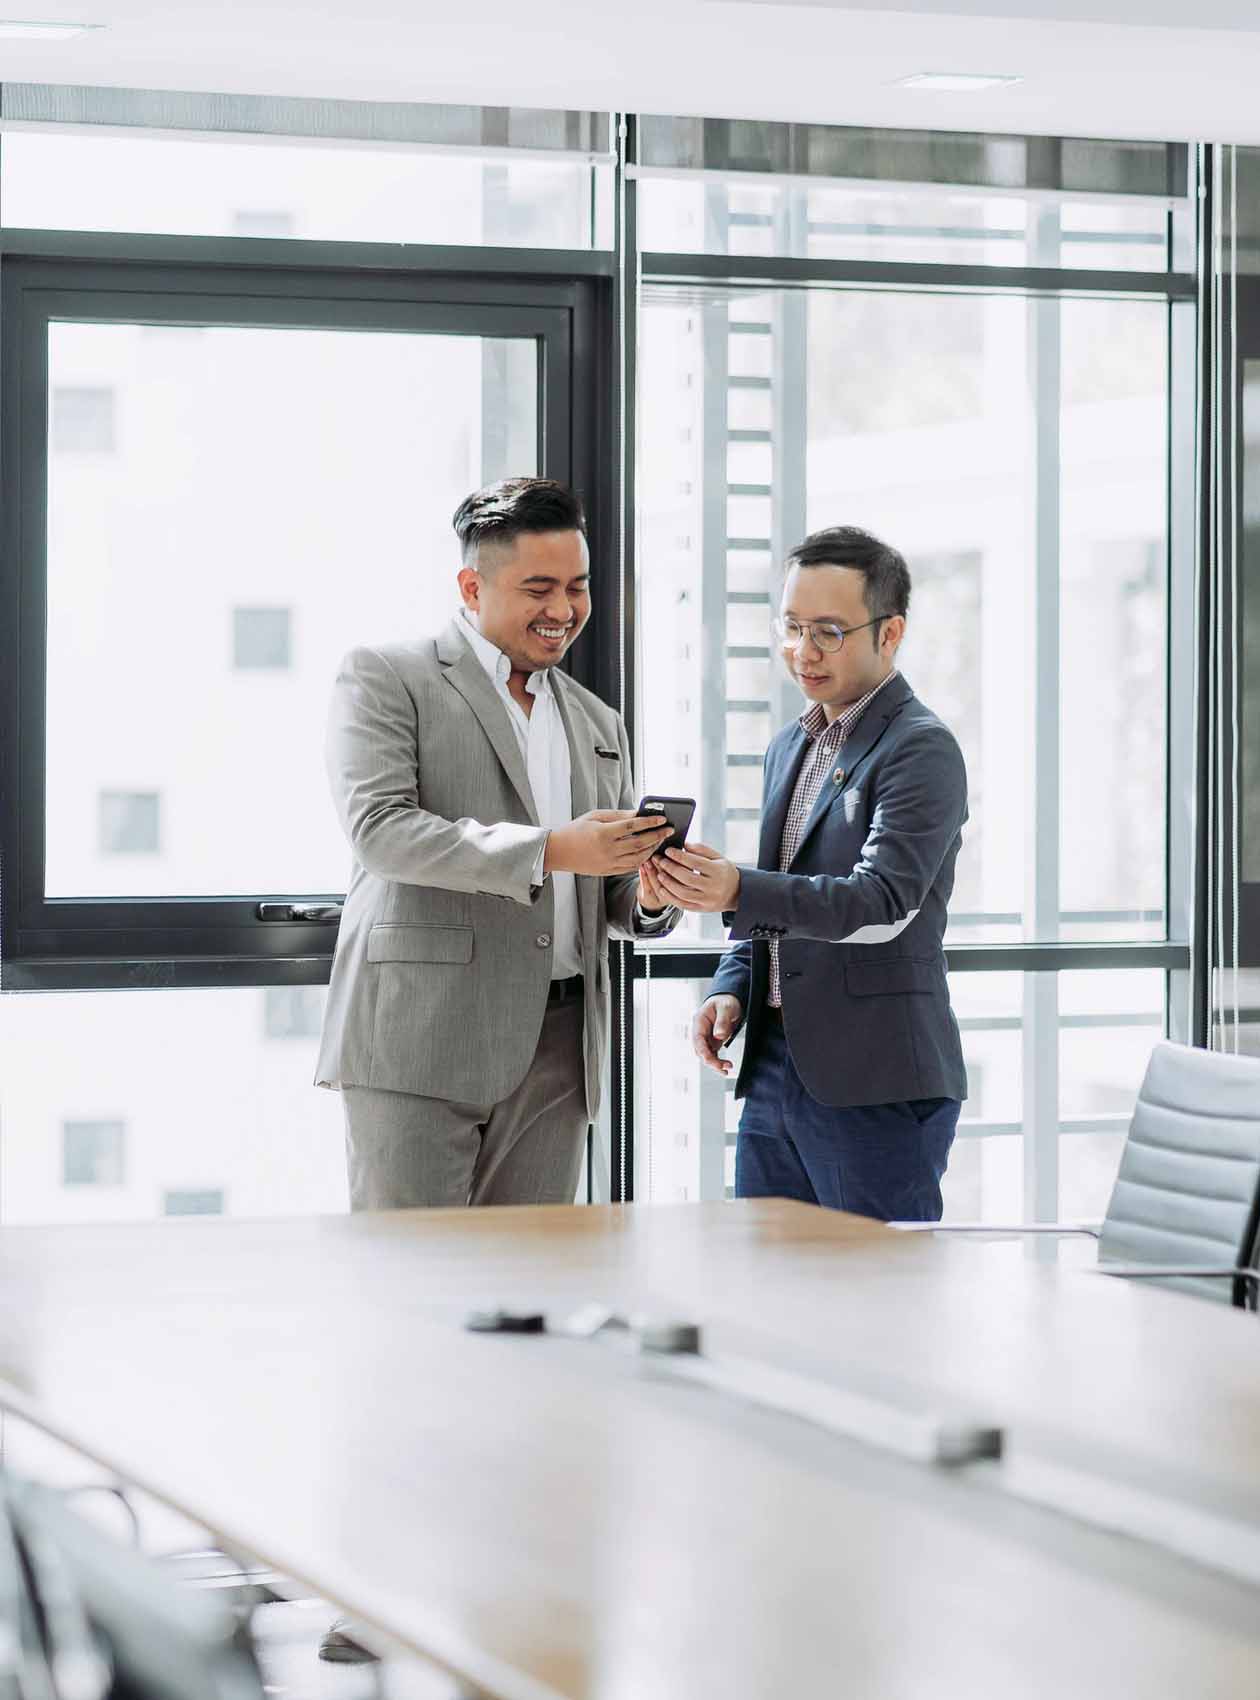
[0,108,606,1225]
[0,99,1197,1225]
[628,125,1196,1220]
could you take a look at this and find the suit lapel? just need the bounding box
[788,674,913,867]
[759,725,810,869]
[435,620,539,827]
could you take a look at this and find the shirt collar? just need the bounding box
[458,609,552,699]
[799,669,897,743]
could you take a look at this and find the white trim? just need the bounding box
[831,908,921,944]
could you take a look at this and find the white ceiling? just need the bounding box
[0,0,1259,146]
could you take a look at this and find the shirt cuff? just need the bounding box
[634,900,678,928]
[531,837,549,889]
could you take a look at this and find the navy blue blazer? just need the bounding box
[708,672,969,1109]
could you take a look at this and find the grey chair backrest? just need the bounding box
[7,1474,267,1700]
[1099,1041,1260,1304]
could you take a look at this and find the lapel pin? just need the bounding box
[833,767,845,785]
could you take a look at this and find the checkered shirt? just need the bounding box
[767,671,898,1007]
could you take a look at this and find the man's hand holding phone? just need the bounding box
[655,842,742,913]
[544,810,673,878]
[692,995,744,1075]
[637,853,670,913]
[633,796,697,913]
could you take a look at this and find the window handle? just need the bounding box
[256,901,344,923]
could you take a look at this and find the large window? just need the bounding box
[0,98,1200,1224]
[43,314,537,899]
[628,157,1195,1219]
[637,282,1171,944]
[2,249,598,982]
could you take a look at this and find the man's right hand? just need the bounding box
[692,995,744,1076]
[544,810,674,878]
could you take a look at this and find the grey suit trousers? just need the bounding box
[341,1000,588,1210]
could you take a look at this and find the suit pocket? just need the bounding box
[594,746,622,806]
[367,923,474,964]
[845,957,942,997]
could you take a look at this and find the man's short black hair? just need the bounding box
[452,478,586,566]
[785,526,911,628]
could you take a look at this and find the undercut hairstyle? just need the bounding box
[452,478,587,569]
[786,525,911,643]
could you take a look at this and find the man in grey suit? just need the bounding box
[653,526,968,1222]
[316,478,678,1214]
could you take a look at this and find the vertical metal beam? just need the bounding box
[0,114,8,1509]
[1220,149,1240,1042]
[1190,146,1215,1047]
[1168,258,1206,1042]
[608,112,638,1202]
[1022,207,1063,1224]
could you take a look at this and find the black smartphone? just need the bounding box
[636,795,697,854]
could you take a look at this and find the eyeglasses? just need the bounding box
[772,615,890,654]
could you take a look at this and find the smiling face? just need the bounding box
[779,563,905,717]
[457,530,592,673]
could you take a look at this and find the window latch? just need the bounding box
[256,901,343,923]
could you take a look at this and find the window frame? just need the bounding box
[0,115,1209,1226]
[602,144,1200,1204]
[0,231,612,989]
[1234,276,1260,967]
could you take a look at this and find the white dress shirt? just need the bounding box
[458,612,583,979]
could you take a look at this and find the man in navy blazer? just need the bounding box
[653,526,968,1221]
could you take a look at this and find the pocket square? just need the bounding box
[595,747,620,761]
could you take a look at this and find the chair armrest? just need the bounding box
[888,1221,1101,1237]
[1097,1263,1258,1283]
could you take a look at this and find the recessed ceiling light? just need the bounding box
[0,18,103,38]
[897,71,1022,92]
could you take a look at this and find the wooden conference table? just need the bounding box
[2,1200,1260,1699]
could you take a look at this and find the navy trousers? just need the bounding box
[735,1019,959,1221]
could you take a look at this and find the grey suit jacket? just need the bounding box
[708,673,969,1109]
[316,619,676,1116]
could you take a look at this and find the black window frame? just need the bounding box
[0,231,612,990]
[1234,276,1260,967]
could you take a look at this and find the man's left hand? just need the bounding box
[637,854,671,915]
[656,843,741,913]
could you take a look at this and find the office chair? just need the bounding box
[893,1041,1260,1308]
[3,1472,267,1700]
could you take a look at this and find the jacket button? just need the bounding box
[536,933,552,948]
